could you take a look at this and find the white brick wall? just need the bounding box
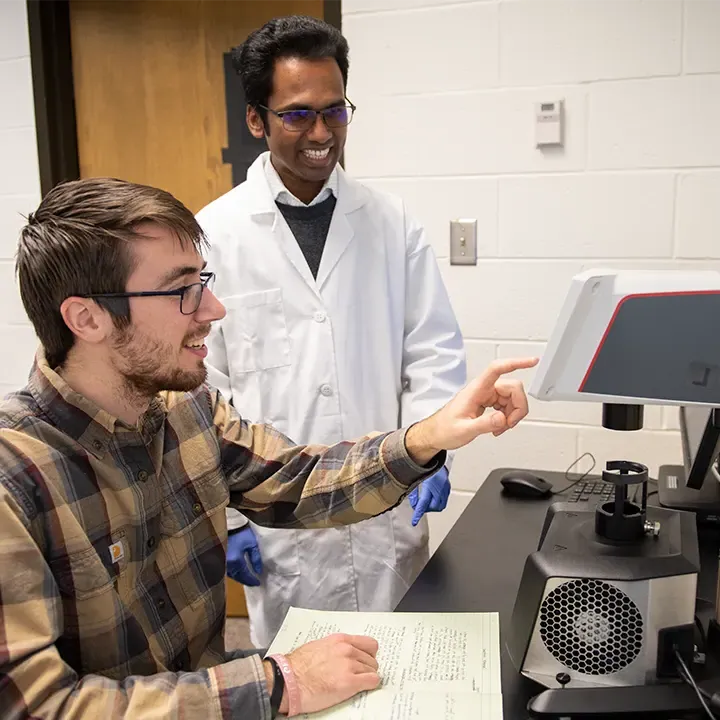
[676,172,720,258]
[684,0,720,73]
[347,3,499,96]
[0,0,40,398]
[344,0,720,549]
[589,75,720,169]
[499,0,682,85]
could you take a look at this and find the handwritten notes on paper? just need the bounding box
[266,609,503,719]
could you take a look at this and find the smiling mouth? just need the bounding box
[184,340,208,359]
[184,335,208,352]
[302,147,331,161]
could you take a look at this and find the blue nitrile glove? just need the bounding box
[409,466,451,526]
[226,525,263,586]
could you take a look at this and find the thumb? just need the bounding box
[353,671,381,695]
[470,410,508,437]
[249,544,263,576]
[408,486,418,509]
[411,485,432,526]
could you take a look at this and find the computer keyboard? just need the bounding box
[565,480,615,504]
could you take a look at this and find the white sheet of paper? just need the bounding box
[266,608,503,719]
[302,690,503,720]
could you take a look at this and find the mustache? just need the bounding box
[184,325,212,344]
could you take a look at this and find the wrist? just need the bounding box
[263,658,274,690]
[263,659,288,715]
[268,654,299,716]
[405,419,442,467]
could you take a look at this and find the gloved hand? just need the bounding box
[408,466,451,526]
[226,525,263,586]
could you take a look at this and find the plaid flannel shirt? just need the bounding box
[0,355,442,719]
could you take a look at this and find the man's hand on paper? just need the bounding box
[408,467,450,526]
[405,356,539,466]
[277,633,381,715]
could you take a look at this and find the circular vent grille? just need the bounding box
[539,578,643,675]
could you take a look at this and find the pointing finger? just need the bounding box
[480,357,538,386]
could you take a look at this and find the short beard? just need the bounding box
[111,323,208,401]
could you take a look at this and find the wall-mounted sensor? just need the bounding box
[535,100,564,148]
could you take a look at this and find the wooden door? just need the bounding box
[69,0,324,212]
[69,0,325,616]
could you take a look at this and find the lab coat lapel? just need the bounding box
[316,166,369,291]
[246,155,321,296]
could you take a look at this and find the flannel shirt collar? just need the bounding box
[28,349,167,459]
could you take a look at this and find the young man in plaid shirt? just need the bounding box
[0,177,535,719]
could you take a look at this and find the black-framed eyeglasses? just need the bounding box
[80,271,215,315]
[259,102,356,132]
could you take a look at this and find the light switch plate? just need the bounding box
[450,219,477,265]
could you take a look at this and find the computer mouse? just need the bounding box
[500,470,553,498]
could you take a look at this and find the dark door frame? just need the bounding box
[26,0,343,196]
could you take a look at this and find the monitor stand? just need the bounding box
[657,464,720,527]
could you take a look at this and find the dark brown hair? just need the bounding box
[17,177,207,368]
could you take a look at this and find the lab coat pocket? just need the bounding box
[252,523,300,577]
[222,289,292,374]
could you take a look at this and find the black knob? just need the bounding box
[556,672,571,687]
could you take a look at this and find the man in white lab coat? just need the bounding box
[198,15,467,649]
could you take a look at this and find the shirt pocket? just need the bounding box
[50,529,129,600]
[221,288,292,374]
[48,530,132,675]
[159,468,230,609]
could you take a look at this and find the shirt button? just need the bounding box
[192,502,203,516]
[92,440,104,451]
[147,536,156,550]
[137,470,149,482]
[313,310,327,323]
[157,598,166,610]
[320,384,333,397]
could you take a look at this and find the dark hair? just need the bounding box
[232,15,349,125]
[16,177,206,369]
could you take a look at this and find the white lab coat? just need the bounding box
[198,153,466,648]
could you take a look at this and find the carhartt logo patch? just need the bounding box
[109,541,124,563]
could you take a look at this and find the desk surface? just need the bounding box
[397,468,720,720]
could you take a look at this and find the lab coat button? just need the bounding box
[313,311,326,323]
[320,384,333,397]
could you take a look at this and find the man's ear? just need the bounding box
[246,104,267,139]
[59,297,114,345]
